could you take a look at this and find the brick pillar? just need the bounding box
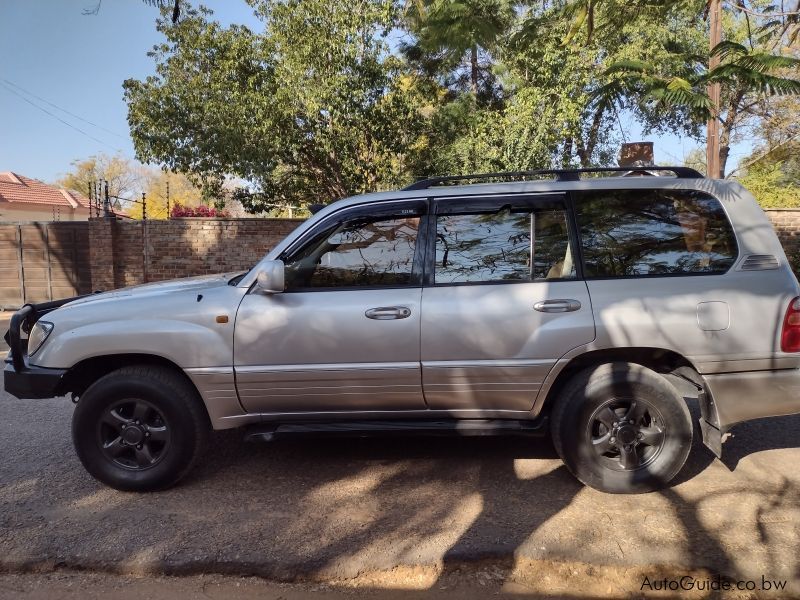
[89,217,116,291]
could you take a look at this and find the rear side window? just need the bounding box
[574,189,737,278]
[434,205,576,284]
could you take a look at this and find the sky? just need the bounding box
[0,0,260,185]
[0,1,747,187]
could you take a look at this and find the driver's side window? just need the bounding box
[284,211,421,290]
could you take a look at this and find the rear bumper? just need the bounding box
[704,368,800,430]
[4,357,67,399]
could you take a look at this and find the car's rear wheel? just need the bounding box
[551,362,692,494]
[72,365,209,492]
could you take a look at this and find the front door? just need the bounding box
[421,194,595,411]
[234,201,427,413]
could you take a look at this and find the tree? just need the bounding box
[587,2,800,177]
[737,159,800,207]
[402,0,514,97]
[734,95,800,207]
[124,1,429,212]
[56,153,143,203]
[122,0,800,201]
[128,170,205,219]
[432,0,708,170]
[682,147,707,175]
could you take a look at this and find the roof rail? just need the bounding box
[402,166,704,191]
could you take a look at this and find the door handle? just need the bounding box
[533,299,581,313]
[365,306,412,320]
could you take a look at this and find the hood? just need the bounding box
[63,272,241,308]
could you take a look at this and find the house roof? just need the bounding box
[0,172,90,210]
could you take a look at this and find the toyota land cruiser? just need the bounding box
[6,166,800,494]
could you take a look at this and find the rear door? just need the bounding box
[420,194,596,411]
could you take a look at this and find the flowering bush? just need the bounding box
[170,203,230,218]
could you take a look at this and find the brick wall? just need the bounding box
[90,217,304,289]
[88,211,800,289]
[5,210,800,308]
[764,210,800,266]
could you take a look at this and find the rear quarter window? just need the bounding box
[574,189,738,278]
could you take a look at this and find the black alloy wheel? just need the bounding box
[97,398,171,470]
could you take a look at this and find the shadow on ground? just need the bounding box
[1,391,799,597]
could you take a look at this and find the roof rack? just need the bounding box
[402,166,704,191]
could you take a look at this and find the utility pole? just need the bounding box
[707,0,722,178]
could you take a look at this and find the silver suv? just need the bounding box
[6,167,800,494]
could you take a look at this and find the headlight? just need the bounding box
[27,321,54,356]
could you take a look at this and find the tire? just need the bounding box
[551,362,692,494]
[72,365,209,492]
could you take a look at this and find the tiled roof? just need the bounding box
[0,172,90,209]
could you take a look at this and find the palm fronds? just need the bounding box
[594,39,800,119]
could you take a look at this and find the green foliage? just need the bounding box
[592,4,800,177]
[408,0,513,59]
[738,160,800,208]
[402,0,514,94]
[122,0,800,210]
[125,1,426,210]
[593,38,800,123]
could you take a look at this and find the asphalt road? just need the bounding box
[1,341,799,596]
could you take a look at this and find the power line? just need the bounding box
[1,78,127,139]
[0,81,121,152]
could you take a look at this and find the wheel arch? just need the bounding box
[59,353,198,400]
[538,347,702,417]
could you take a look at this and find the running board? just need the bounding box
[244,418,548,443]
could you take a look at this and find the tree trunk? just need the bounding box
[718,90,744,178]
[719,144,730,178]
[470,45,478,95]
[576,107,606,167]
[562,137,573,167]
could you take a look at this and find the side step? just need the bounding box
[244,418,548,443]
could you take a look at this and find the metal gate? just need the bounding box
[0,222,91,310]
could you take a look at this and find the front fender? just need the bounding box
[32,318,233,369]
[30,284,243,370]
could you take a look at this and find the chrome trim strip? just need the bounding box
[219,408,538,424]
[422,359,553,368]
[237,390,418,398]
[235,362,419,373]
[185,367,234,375]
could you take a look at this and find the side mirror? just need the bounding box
[256,260,285,294]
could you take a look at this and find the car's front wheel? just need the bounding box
[72,365,209,492]
[551,362,692,494]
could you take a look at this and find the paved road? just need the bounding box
[1,355,799,596]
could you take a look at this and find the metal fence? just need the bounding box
[0,222,91,310]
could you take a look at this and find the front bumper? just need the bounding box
[4,358,67,399]
[3,295,91,400]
